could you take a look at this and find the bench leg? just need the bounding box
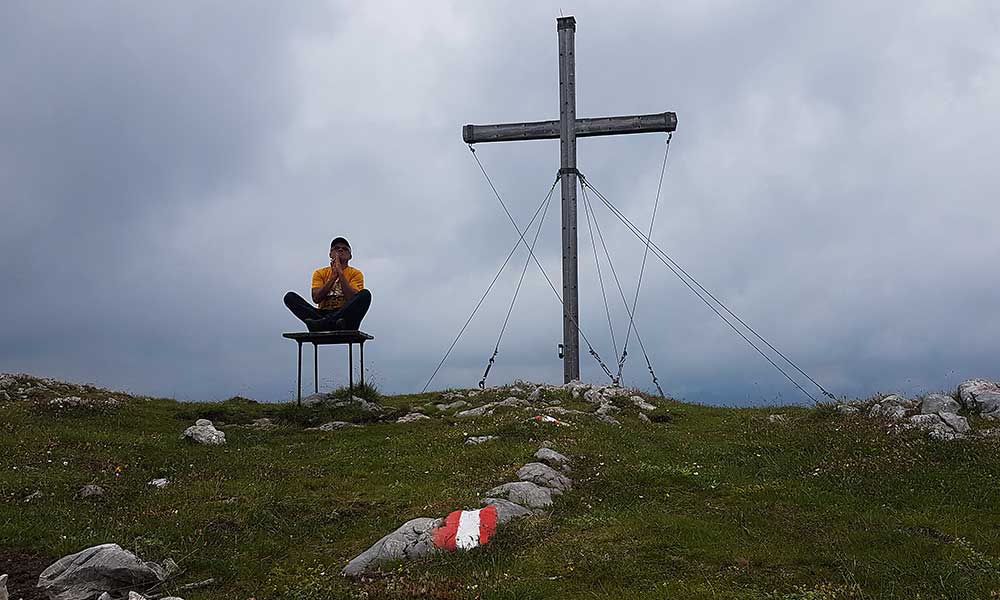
[360,342,365,386]
[313,342,319,394]
[296,341,303,407]
[349,343,354,390]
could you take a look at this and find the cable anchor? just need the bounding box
[478,349,498,389]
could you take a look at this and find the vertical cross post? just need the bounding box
[462,16,676,385]
[558,16,580,383]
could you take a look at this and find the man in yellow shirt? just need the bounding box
[283,237,372,331]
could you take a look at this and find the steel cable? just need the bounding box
[422,176,560,392]
[581,176,833,403]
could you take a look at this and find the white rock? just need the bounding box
[869,404,906,420]
[77,484,105,499]
[595,414,620,425]
[630,396,656,411]
[958,379,1000,417]
[181,423,225,445]
[534,448,571,470]
[148,478,169,489]
[920,394,960,415]
[517,462,573,493]
[465,435,498,445]
[396,413,431,423]
[456,403,496,418]
[939,412,970,434]
[195,419,212,427]
[314,421,358,431]
[484,481,554,511]
[596,403,619,416]
[496,396,528,408]
[908,414,943,428]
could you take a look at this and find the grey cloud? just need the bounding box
[2,1,999,405]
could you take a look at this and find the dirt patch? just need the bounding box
[0,549,54,600]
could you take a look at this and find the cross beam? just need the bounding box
[463,16,677,384]
[463,112,676,144]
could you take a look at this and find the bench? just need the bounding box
[282,330,374,406]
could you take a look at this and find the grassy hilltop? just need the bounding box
[1,374,999,599]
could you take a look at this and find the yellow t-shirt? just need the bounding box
[311,265,364,311]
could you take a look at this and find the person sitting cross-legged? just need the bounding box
[284,236,372,332]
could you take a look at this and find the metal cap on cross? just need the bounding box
[463,16,677,383]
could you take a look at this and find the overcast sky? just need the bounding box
[2,1,998,405]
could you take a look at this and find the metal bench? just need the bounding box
[282,330,374,406]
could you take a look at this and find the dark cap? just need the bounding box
[330,236,350,249]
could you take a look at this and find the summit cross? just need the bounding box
[462,15,677,383]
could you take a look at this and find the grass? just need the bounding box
[1,375,999,599]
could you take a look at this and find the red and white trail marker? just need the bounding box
[432,505,498,551]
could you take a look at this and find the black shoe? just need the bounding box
[303,318,324,332]
[334,318,347,330]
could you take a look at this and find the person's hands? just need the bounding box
[330,255,343,277]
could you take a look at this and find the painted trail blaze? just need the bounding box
[432,505,498,551]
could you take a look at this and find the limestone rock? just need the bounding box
[907,413,969,440]
[181,421,225,445]
[583,389,603,404]
[939,412,970,434]
[0,574,7,600]
[908,414,943,428]
[528,387,542,402]
[38,543,169,600]
[148,478,169,489]
[483,481,553,511]
[920,394,960,415]
[341,517,440,577]
[638,412,651,422]
[300,393,326,406]
[481,498,533,524]
[435,400,467,412]
[958,379,1000,417]
[534,448,571,470]
[868,403,906,420]
[464,436,497,445]
[882,394,918,409]
[496,396,529,408]
[768,414,786,423]
[76,485,105,499]
[456,403,496,418]
[313,421,358,431]
[517,462,572,494]
[397,413,430,423]
[596,403,619,416]
[352,395,384,413]
[631,396,656,411]
[595,413,621,425]
[835,404,859,415]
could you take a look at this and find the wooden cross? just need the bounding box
[463,16,677,383]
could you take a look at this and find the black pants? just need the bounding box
[284,289,372,332]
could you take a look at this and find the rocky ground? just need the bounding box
[2,372,1000,599]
